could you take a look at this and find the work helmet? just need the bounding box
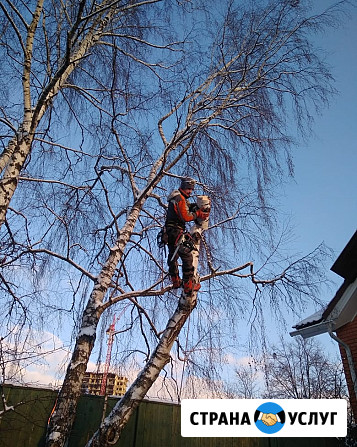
[180,177,196,189]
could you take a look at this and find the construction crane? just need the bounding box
[100,306,128,396]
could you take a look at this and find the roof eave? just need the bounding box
[291,278,357,338]
[290,320,334,339]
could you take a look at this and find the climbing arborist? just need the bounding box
[165,177,209,294]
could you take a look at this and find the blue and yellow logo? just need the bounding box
[254,402,285,434]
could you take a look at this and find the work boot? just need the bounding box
[183,279,201,294]
[171,275,182,289]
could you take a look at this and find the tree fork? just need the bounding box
[88,289,197,446]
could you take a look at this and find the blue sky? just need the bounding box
[280,0,357,289]
[273,0,357,360]
[8,0,355,389]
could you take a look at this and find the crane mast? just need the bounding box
[100,315,119,396]
[99,306,129,396]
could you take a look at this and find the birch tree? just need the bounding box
[0,1,347,446]
[0,0,163,228]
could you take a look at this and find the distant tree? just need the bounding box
[263,337,347,399]
[234,361,262,399]
[0,0,349,446]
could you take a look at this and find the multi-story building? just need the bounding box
[81,371,128,397]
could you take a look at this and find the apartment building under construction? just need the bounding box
[81,372,128,397]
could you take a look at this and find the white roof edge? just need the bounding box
[291,278,357,337]
[290,320,334,339]
[293,308,325,328]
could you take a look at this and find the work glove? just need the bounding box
[195,209,210,220]
[189,203,199,212]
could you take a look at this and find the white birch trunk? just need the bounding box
[0,138,33,225]
[45,203,145,447]
[0,2,119,229]
[0,0,43,226]
[86,202,210,447]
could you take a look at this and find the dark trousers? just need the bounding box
[166,226,194,282]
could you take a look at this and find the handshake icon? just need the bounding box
[256,409,285,426]
[254,405,286,434]
[261,412,278,426]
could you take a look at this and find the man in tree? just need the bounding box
[165,177,209,294]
